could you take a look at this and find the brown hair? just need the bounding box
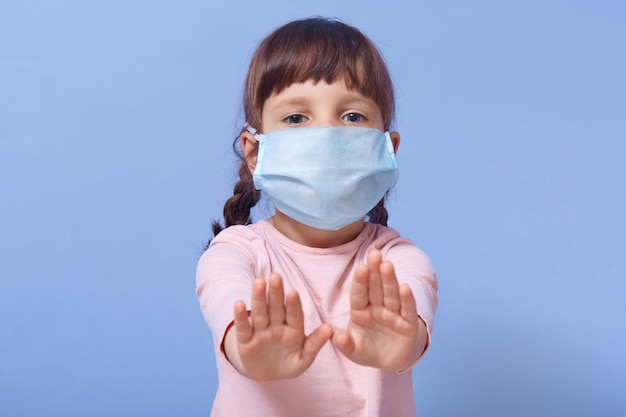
[210,17,395,240]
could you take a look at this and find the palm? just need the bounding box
[332,250,421,372]
[233,274,332,381]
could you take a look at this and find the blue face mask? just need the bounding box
[247,125,399,230]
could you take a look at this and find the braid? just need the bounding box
[225,162,261,227]
[209,160,260,244]
[367,198,389,226]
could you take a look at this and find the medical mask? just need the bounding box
[247,125,399,230]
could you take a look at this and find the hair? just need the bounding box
[210,17,396,242]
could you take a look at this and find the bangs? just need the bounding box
[245,18,394,129]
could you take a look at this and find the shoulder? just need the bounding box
[195,223,277,298]
[366,223,436,274]
[198,222,272,269]
[204,221,275,254]
[209,222,267,245]
[366,223,420,253]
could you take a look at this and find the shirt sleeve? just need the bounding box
[195,227,258,356]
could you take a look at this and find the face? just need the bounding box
[241,79,400,168]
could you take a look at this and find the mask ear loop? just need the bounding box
[243,122,258,135]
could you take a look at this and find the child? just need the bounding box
[196,17,438,417]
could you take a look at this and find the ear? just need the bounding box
[389,131,400,154]
[240,130,259,173]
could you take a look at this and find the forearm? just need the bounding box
[222,321,248,375]
[401,316,429,372]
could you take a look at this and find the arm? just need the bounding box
[197,228,332,380]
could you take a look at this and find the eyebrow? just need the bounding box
[342,96,378,108]
[270,97,311,109]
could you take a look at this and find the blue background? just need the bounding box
[1,1,625,416]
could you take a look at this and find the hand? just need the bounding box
[229,273,333,381]
[332,250,424,372]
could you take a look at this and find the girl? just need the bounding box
[196,17,438,417]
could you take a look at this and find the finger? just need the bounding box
[250,278,269,329]
[331,329,356,358]
[350,265,370,310]
[366,250,384,306]
[381,261,400,313]
[301,323,333,364]
[233,300,252,343]
[284,290,305,330]
[268,273,286,325]
[398,284,420,324]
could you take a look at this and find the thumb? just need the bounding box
[301,323,333,364]
[331,329,356,358]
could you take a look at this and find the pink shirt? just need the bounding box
[196,221,438,417]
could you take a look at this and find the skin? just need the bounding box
[222,79,428,381]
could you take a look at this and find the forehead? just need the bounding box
[264,79,379,109]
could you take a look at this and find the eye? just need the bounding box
[343,113,366,123]
[284,114,308,125]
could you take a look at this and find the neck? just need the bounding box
[268,210,365,248]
